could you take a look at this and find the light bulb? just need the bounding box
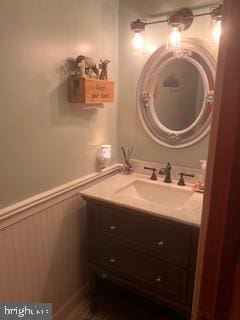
[132,32,144,52]
[169,27,181,48]
[212,20,221,43]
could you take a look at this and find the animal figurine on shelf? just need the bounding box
[65,58,76,76]
[99,59,111,80]
[75,55,99,79]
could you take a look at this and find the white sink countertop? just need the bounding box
[80,173,203,228]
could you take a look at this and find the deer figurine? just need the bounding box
[75,55,99,79]
[99,59,110,80]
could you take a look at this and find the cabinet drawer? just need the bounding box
[92,204,191,268]
[91,239,188,303]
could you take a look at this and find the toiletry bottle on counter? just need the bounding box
[200,160,207,186]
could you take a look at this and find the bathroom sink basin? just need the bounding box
[115,180,194,209]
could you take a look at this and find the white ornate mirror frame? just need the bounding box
[137,38,217,149]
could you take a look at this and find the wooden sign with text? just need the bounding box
[68,77,114,104]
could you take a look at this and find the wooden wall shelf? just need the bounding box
[68,76,114,104]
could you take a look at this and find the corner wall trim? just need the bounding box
[0,164,122,223]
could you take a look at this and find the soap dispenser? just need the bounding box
[200,160,207,186]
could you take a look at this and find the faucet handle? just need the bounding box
[178,172,195,186]
[144,167,157,180]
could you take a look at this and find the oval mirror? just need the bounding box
[137,39,216,148]
[154,59,205,131]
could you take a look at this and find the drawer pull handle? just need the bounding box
[157,240,164,247]
[109,258,116,264]
[109,225,116,231]
[156,276,162,283]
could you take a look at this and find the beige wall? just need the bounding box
[0,0,119,209]
[0,0,220,207]
[118,0,218,169]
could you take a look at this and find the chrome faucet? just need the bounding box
[159,162,172,183]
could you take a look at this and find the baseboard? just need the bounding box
[53,284,88,320]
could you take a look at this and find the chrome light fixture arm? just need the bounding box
[130,4,223,51]
[130,5,223,33]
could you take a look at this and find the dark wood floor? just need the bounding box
[67,281,185,320]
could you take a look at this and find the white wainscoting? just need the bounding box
[0,164,121,317]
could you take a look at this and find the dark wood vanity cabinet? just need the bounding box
[86,199,199,319]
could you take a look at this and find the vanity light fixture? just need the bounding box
[131,19,146,53]
[167,8,193,56]
[130,4,223,55]
[168,26,182,50]
[210,4,223,45]
[96,144,112,172]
